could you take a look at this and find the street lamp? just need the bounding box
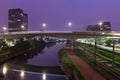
[3,27,7,31]
[2,27,7,33]
[68,22,72,27]
[99,22,103,31]
[67,22,72,31]
[99,22,102,26]
[21,25,25,30]
[42,23,46,31]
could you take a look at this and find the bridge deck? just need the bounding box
[1,31,120,39]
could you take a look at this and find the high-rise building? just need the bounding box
[8,8,28,32]
[86,25,99,31]
[98,22,111,31]
[86,21,111,31]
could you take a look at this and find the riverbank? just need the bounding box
[59,47,105,80]
[58,48,84,80]
[0,39,46,65]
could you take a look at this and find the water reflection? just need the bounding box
[46,42,56,48]
[28,44,65,66]
[42,73,46,80]
[20,70,24,78]
[3,66,7,75]
[4,70,67,80]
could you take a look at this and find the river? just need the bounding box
[1,42,68,80]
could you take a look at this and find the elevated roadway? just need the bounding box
[0,31,120,39]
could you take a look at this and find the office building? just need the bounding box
[86,21,111,31]
[8,8,28,32]
[98,22,111,31]
[86,25,99,31]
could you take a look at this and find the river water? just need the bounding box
[28,43,64,66]
[1,43,68,80]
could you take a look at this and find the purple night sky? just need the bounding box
[0,0,120,31]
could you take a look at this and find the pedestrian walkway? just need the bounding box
[65,48,105,80]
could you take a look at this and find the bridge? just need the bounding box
[0,31,120,39]
[1,31,120,79]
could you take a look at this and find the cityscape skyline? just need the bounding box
[0,0,120,31]
[0,1,120,79]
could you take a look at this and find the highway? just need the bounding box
[1,31,120,39]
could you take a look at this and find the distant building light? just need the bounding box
[12,15,15,17]
[8,20,15,23]
[17,19,21,21]
[20,13,23,16]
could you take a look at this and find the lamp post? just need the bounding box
[42,23,46,31]
[99,22,103,31]
[21,25,25,31]
[2,27,7,33]
[67,22,72,32]
[68,22,72,27]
